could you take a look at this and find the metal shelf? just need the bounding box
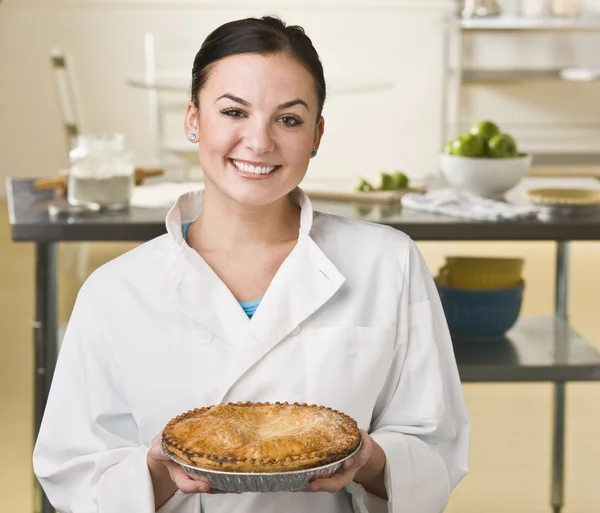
[462,68,565,83]
[455,316,600,383]
[461,68,600,83]
[458,14,600,32]
[442,14,600,160]
[531,152,600,167]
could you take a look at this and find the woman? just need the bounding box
[33,16,469,513]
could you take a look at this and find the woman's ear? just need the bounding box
[184,101,199,143]
[312,116,325,154]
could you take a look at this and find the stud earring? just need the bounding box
[188,133,196,142]
[310,148,317,157]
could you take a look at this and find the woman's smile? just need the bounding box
[229,158,282,180]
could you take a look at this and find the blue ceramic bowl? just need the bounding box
[436,281,525,342]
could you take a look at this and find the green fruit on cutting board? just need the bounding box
[392,171,409,189]
[487,133,518,158]
[449,133,486,158]
[470,120,500,141]
[378,172,396,191]
[354,177,374,192]
[354,171,410,193]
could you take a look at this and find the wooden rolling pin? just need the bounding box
[34,168,165,196]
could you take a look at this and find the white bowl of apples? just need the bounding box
[439,121,531,199]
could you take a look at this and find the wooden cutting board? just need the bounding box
[302,185,426,204]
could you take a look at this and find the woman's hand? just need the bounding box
[148,433,211,495]
[301,429,386,497]
[147,432,233,500]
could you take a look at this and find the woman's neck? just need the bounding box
[189,185,301,252]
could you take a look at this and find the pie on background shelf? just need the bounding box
[161,401,362,474]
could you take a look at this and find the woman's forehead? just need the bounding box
[200,53,318,107]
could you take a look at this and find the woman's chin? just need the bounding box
[203,170,304,208]
[226,182,299,208]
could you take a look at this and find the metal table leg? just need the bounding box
[552,241,569,513]
[33,242,58,513]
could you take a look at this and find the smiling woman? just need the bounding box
[32,15,470,513]
[187,51,321,206]
[184,18,325,209]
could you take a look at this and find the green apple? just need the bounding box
[470,120,500,141]
[449,133,486,158]
[392,171,409,189]
[354,177,374,192]
[377,172,396,191]
[488,133,519,158]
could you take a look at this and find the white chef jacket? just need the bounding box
[33,188,470,513]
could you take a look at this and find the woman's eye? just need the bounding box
[221,108,245,118]
[280,116,303,128]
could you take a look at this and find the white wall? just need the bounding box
[0,0,456,197]
[2,0,600,198]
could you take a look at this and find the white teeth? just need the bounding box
[232,160,277,174]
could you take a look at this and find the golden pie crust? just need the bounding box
[162,401,361,473]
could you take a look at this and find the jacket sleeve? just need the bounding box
[32,280,197,513]
[347,239,470,513]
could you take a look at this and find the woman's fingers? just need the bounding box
[148,433,171,462]
[307,431,374,492]
[149,444,170,462]
[309,469,355,492]
[163,461,211,493]
[150,432,240,495]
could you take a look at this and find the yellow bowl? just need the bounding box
[435,273,451,287]
[445,256,523,273]
[440,269,522,290]
[439,256,524,290]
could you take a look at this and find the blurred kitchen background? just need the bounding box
[1,0,600,512]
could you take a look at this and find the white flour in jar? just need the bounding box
[69,175,134,208]
[68,134,135,210]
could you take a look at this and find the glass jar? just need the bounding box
[68,133,135,211]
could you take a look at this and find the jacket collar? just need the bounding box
[162,187,346,351]
[164,187,317,247]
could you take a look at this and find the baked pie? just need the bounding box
[162,401,361,473]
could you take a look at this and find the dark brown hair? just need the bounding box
[191,16,326,118]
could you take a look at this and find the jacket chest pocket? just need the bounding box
[300,326,396,428]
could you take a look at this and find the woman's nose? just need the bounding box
[243,119,275,155]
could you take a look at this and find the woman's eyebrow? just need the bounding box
[215,93,309,112]
[277,99,310,112]
[215,93,250,106]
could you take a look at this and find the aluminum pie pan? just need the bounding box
[162,441,361,493]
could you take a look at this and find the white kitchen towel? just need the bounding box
[401,188,539,221]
